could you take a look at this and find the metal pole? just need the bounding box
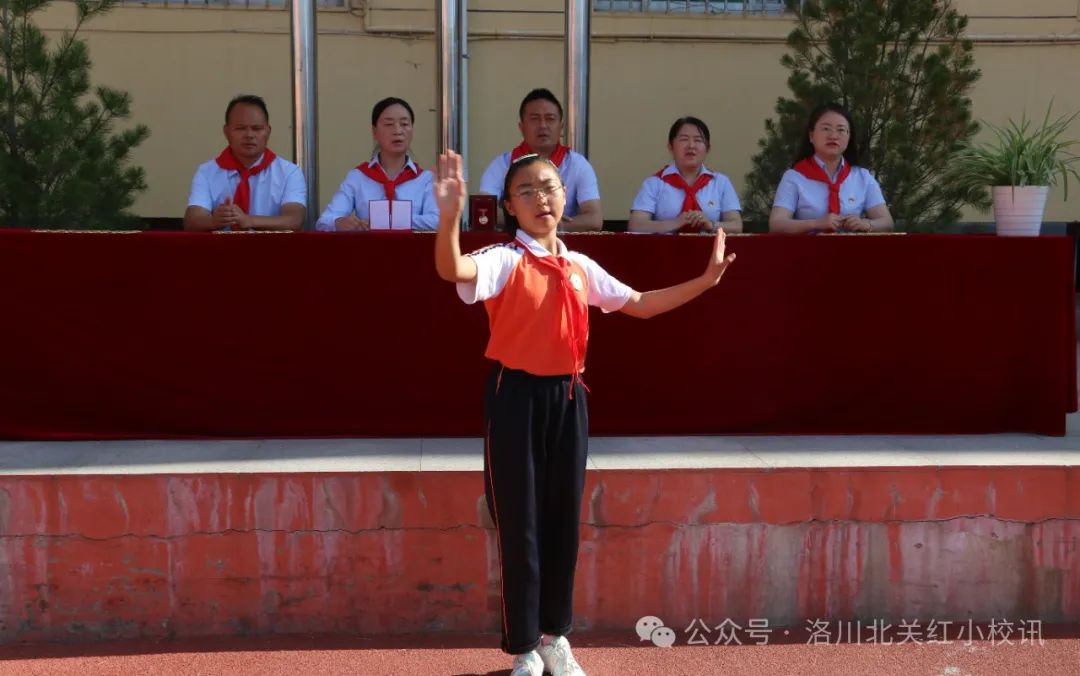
[457,0,468,182]
[565,0,590,154]
[436,0,461,156]
[290,0,318,230]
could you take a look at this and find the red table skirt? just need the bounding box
[0,230,1074,438]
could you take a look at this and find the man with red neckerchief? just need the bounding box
[183,95,306,232]
[478,89,603,232]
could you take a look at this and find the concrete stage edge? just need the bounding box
[1,426,1079,643]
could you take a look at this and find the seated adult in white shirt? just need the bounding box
[183,95,306,232]
[316,97,439,232]
[478,88,603,232]
[769,103,894,234]
[629,116,743,234]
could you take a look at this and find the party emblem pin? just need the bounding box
[570,272,584,291]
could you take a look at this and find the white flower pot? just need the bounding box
[992,185,1049,237]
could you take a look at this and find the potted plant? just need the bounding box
[956,105,1080,236]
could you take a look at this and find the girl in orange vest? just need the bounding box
[434,150,736,676]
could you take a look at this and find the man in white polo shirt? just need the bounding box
[479,88,603,232]
[183,95,306,231]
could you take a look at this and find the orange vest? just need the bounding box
[483,245,590,376]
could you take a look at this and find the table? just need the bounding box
[0,230,1073,438]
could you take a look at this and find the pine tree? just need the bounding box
[0,0,149,229]
[743,0,989,231]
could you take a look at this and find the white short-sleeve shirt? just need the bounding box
[772,156,886,220]
[478,150,601,218]
[187,153,306,217]
[316,155,439,231]
[631,163,741,221]
[456,230,634,313]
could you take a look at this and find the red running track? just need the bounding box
[1,630,1079,675]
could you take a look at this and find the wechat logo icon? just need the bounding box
[636,616,676,648]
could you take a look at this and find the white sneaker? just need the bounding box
[510,650,545,676]
[536,635,586,676]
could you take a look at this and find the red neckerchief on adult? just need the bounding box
[519,240,590,398]
[793,156,852,214]
[356,157,422,201]
[511,141,570,169]
[655,166,715,233]
[215,147,277,213]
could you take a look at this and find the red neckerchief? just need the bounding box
[519,241,590,398]
[793,157,852,214]
[356,158,422,201]
[656,166,714,233]
[215,147,277,213]
[511,141,570,169]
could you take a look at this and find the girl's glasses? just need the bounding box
[511,183,565,200]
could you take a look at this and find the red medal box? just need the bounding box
[469,194,497,231]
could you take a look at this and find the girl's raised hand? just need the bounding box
[702,229,737,286]
[434,150,467,222]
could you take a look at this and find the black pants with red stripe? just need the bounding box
[484,363,589,655]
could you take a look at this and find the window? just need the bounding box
[121,0,344,9]
[594,0,793,14]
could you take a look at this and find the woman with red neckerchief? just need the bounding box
[769,103,894,234]
[316,97,439,232]
[628,116,744,235]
